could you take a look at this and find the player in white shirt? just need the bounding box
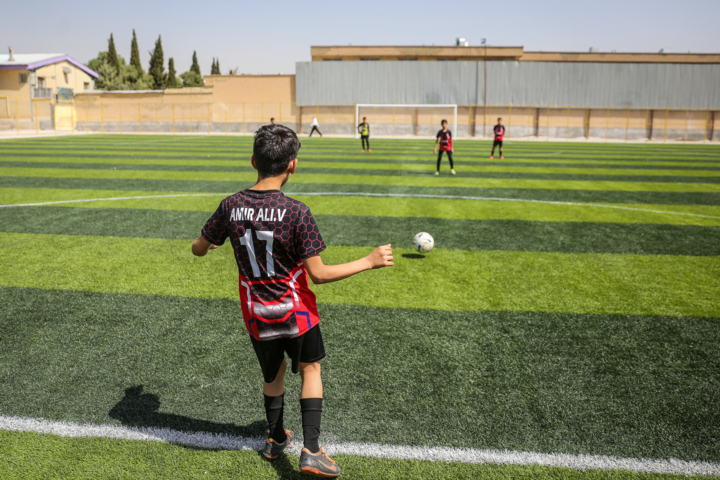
[309,117,322,137]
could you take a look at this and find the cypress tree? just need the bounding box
[148,35,165,89]
[130,29,144,75]
[215,58,220,75]
[107,33,120,74]
[191,51,201,75]
[166,58,178,88]
[210,58,215,75]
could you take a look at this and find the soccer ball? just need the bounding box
[413,232,434,253]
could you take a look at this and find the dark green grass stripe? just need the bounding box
[4,162,720,183]
[4,176,720,205]
[1,207,718,256]
[5,153,720,170]
[1,286,718,462]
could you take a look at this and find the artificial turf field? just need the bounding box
[0,134,719,479]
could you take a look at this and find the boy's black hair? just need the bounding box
[253,124,301,177]
[441,119,447,125]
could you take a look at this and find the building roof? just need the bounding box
[311,46,720,64]
[0,53,99,78]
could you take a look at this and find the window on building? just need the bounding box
[437,58,457,61]
[399,58,418,61]
[360,58,380,61]
[37,77,46,88]
[19,72,28,84]
[84,82,90,91]
[322,58,342,61]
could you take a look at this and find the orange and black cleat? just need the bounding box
[299,446,342,477]
[261,430,293,460]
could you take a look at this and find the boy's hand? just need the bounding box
[367,244,394,269]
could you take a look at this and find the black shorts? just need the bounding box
[250,324,326,383]
[493,139,503,147]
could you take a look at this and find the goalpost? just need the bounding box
[355,104,458,139]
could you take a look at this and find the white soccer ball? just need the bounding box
[413,232,434,253]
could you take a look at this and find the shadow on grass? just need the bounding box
[401,253,426,259]
[108,385,266,438]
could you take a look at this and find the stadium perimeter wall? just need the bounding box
[295,61,720,109]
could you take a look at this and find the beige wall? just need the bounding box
[204,75,295,103]
[34,60,95,95]
[0,69,31,99]
[76,88,213,105]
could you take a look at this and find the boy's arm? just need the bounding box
[192,236,218,257]
[302,244,393,285]
[434,137,439,153]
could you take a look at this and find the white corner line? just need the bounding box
[1,415,717,476]
[1,191,719,221]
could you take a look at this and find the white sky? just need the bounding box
[3,0,719,74]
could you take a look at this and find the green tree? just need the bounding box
[215,58,220,75]
[95,60,123,90]
[107,33,120,74]
[166,58,179,88]
[148,35,165,89]
[191,51,201,75]
[179,70,203,87]
[129,29,144,76]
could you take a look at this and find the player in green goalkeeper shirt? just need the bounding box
[357,117,371,152]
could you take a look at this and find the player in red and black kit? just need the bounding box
[434,119,456,175]
[490,117,505,159]
[192,124,393,478]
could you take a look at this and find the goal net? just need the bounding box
[355,104,458,139]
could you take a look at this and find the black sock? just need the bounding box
[300,397,322,453]
[264,394,286,443]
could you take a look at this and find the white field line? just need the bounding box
[1,415,718,476]
[1,191,719,221]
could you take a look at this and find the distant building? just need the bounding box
[310,45,720,64]
[0,50,99,101]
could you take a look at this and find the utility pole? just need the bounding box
[482,38,487,138]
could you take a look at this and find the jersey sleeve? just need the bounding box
[294,207,326,259]
[436,130,442,139]
[201,201,230,246]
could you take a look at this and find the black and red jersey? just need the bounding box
[493,124,505,141]
[436,129,453,151]
[201,189,326,341]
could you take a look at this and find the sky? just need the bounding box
[3,0,719,75]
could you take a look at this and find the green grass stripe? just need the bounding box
[2,207,718,256]
[5,432,710,480]
[1,233,718,317]
[4,149,720,168]
[3,188,719,226]
[2,167,719,192]
[5,156,720,178]
[4,177,720,206]
[1,287,718,461]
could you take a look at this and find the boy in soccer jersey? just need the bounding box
[357,117,371,152]
[490,117,505,159]
[192,124,393,477]
[434,119,456,175]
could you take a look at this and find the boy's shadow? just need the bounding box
[109,386,302,479]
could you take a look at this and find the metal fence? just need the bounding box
[0,98,717,143]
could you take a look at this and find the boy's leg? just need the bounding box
[436,151,443,172]
[299,361,323,453]
[366,136,370,151]
[447,151,454,169]
[264,359,287,442]
[499,142,503,157]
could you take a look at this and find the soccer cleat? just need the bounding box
[367,149,372,152]
[362,149,365,152]
[261,429,293,460]
[500,156,505,159]
[299,446,342,477]
[451,169,456,175]
[435,171,440,176]
[489,155,494,159]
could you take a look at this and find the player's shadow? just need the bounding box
[401,253,426,259]
[108,385,266,439]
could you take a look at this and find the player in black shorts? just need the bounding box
[357,117,371,152]
[490,117,505,159]
[192,124,394,477]
[434,119,456,175]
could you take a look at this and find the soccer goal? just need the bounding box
[355,104,457,139]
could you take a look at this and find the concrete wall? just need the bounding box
[204,75,295,104]
[296,61,720,109]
